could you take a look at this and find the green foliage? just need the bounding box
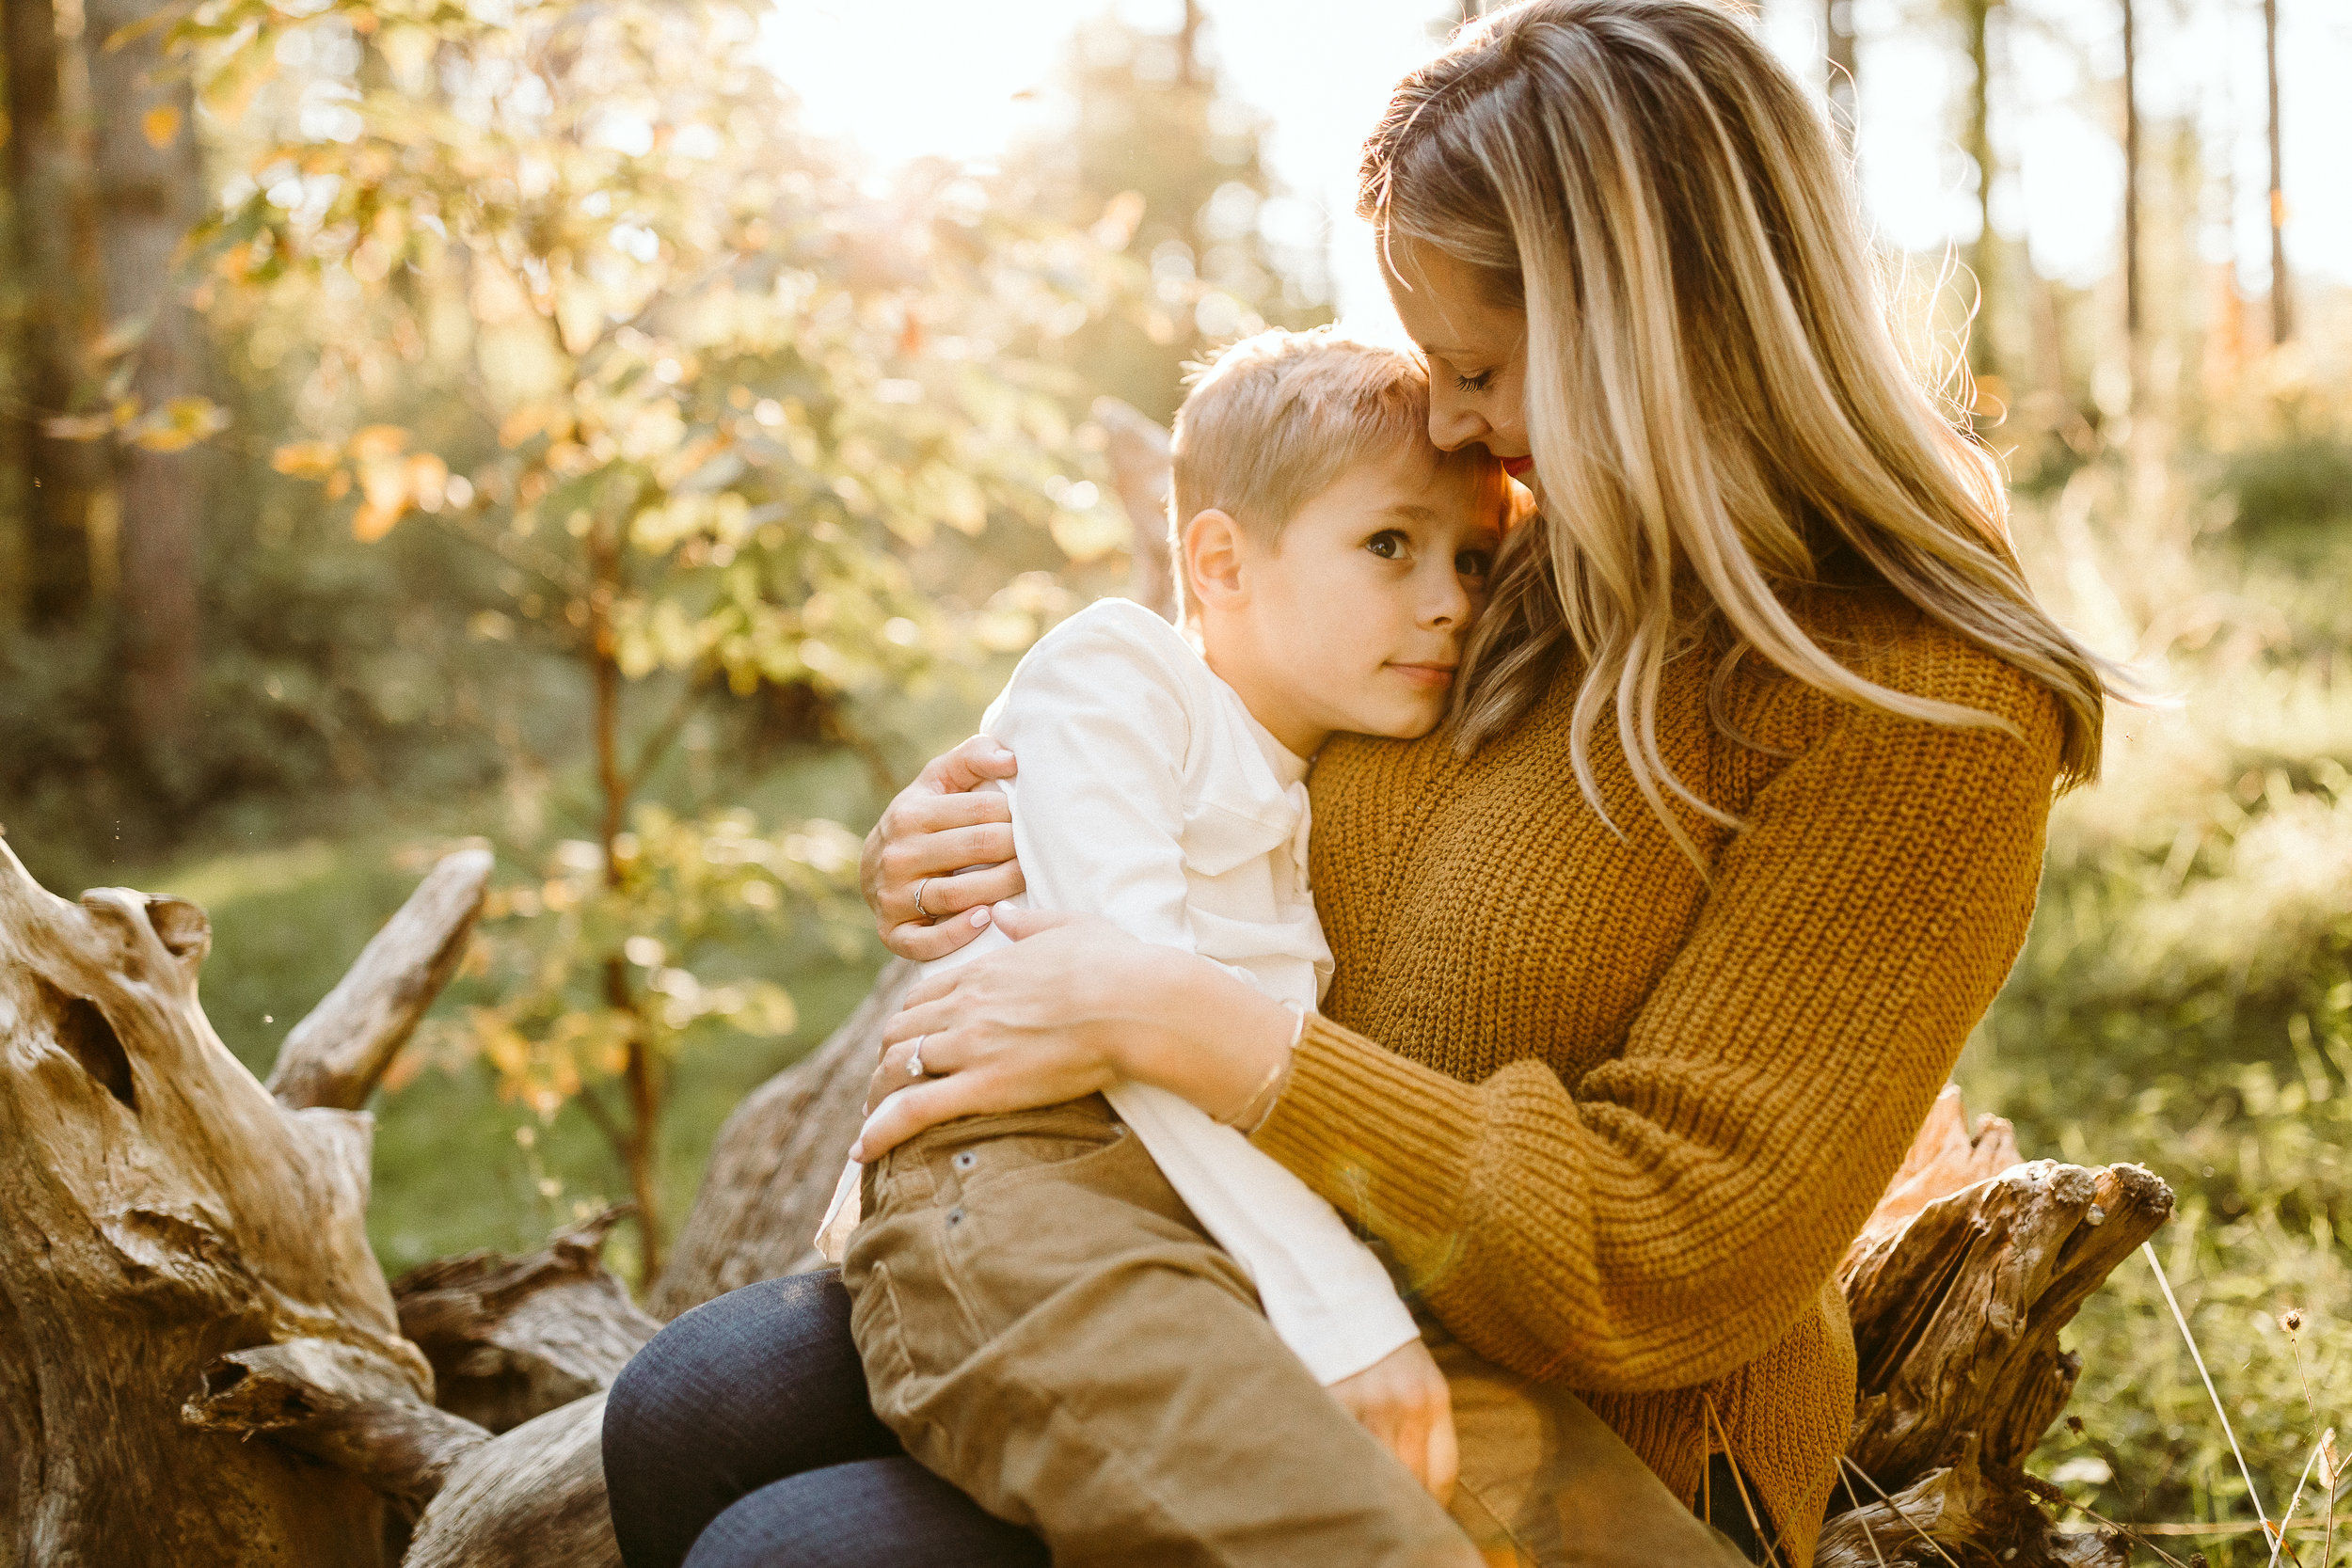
[2223,436,2352,545]
[434,805,864,1121]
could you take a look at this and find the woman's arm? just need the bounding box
[856,919,1295,1153]
[1248,670,2068,1396]
[863,654,2066,1401]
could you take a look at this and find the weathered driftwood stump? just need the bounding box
[1819,1088,2175,1566]
[0,837,656,1567]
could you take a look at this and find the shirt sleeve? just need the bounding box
[993,608,1420,1385]
[1248,667,2065,1394]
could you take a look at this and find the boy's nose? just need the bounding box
[1421,565,1472,628]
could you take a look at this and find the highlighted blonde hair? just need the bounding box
[1361,0,2111,855]
[1168,327,1491,619]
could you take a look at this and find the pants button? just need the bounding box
[952,1150,977,1171]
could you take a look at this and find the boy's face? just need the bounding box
[1194,447,1502,757]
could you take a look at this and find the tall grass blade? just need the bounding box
[2143,1242,2279,1552]
[2269,1429,2334,1568]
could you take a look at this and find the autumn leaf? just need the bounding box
[351,499,405,543]
[123,396,230,452]
[141,104,182,150]
[404,451,450,513]
[271,440,343,480]
[347,424,409,462]
[499,404,554,449]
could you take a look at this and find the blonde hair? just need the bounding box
[1168,327,1489,620]
[1360,0,2111,861]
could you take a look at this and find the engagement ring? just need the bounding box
[908,1036,928,1078]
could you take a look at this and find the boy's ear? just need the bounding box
[1181,509,1249,608]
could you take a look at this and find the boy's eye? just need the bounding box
[1454,371,1494,394]
[1455,548,1494,579]
[1364,530,1407,562]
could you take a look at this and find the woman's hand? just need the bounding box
[853,909,1296,1160]
[1327,1339,1459,1505]
[862,736,1025,962]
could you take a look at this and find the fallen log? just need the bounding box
[405,1393,620,1568]
[1821,1088,2175,1565]
[183,1337,489,1519]
[1816,1435,2127,1568]
[267,847,491,1112]
[393,1207,660,1433]
[648,958,917,1318]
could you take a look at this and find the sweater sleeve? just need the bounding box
[1248,661,2064,1393]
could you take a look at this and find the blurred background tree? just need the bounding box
[994,0,1334,424]
[0,0,2346,1546]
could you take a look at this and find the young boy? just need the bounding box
[824,328,1510,1566]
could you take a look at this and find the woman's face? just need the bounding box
[1381,240,1533,483]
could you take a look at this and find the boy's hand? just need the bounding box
[1327,1338,1458,1506]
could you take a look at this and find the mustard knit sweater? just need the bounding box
[1251,590,2065,1565]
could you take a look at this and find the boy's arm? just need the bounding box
[995,607,1419,1386]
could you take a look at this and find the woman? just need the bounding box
[602,2,2111,1563]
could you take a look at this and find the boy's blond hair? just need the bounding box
[1168,328,1486,619]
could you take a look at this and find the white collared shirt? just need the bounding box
[820,596,1418,1386]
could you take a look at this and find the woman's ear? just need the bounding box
[1181,509,1249,610]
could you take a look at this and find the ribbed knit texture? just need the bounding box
[1251,589,2064,1566]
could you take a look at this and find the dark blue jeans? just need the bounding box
[602,1270,1046,1568]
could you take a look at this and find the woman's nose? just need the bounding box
[1426,390,1489,453]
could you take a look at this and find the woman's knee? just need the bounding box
[683,1459,1047,1568]
[608,1271,859,1463]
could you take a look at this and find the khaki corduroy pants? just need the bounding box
[842,1096,1752,1568]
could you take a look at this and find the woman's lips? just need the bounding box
[1501,456,1534,479]
[1388,663,1458,690]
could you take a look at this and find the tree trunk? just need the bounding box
[2262,0,2290,345]
[83,0,205,761]
[1824,0,1859,150]
[1960,0,2001,387]
[1094,395,1176,621]
[2119,0,2140,364]
[2,0,103,631]
[0,834,664,1565]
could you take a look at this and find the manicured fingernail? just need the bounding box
[971,906,992,927]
